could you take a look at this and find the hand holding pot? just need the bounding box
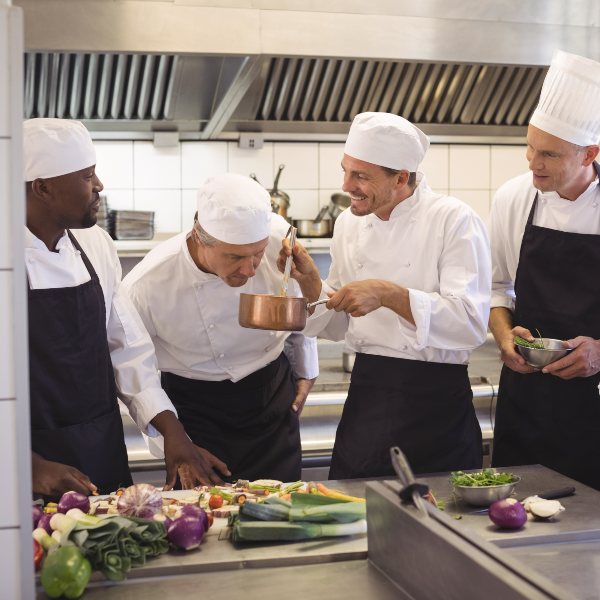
[277,238,322,302]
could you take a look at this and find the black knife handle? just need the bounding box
[535,487,576,501]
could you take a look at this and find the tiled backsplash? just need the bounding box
[95,140,528,235]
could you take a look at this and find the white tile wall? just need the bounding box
[0,401,19,527]
[0,529,20,600]
[491,145,527,191]
[133,142,181,189]
[0,138,11,268]
[318,143,345,189]
[228,141,274,184]
[134,189,182,234]
[0,8,7,137]
[449,145,491,190]
[273,143,319,189]
[95,141,133,188]
[181,141,228,188]
[0,272,14,400]
[94,140,528,233]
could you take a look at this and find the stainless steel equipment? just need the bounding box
[294,205,333,238]
[269,164,290,218]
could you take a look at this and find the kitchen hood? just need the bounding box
[15,0,600,141]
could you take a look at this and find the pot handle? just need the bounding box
[306,298,329,309]
[280,226,297,296]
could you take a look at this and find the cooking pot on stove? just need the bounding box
[293,205,333,238]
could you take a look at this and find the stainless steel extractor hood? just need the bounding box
[15,0,600,141]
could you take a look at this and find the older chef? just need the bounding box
[490,51,600,489]
[25,118,220,498]
[123,174,318,485]
[280,112,491,479]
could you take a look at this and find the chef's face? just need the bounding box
[341,154,406,219]
[526,125,598,200]
[45,165,104,229]
[196,235,269,287]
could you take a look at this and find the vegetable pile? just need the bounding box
[33,483,211,598]
[450,469,517,487]
[229,482,367,542]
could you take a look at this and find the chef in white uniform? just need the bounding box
[280,112,491,479]
[489,51,600,489]
[123,173,318,484]
[25,118,224,499]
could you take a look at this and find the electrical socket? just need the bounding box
[238,133,264,149]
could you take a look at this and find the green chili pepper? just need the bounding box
[40,546,91,599]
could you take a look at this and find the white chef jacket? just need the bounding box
[490,171,600,312]
[25,225,177,437]
[122,214,319,383]
[303,175,491,365]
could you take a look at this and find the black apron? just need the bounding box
[29,231,132,496]
[329,353,482,479]
[161,353,301,482]
[493,164,600,489]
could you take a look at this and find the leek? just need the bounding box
[232,519,367,542]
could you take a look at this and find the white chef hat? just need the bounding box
[344,112,430,171]
[530,50,600,146]
[196,173,272,244]
[23,118,96,181]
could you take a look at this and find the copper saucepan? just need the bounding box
[239,294,328,331]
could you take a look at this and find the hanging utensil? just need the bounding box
[269,164,290,217]
[279,226,296,297]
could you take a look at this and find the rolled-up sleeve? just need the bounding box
[409,212,491,351]
[283,333,319,379]
[490,189,517,311]
[107,282,177,437]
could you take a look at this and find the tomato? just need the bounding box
[208,494,223,510]
[33,538,44,571]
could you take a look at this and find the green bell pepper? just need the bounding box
[40,546,91,599]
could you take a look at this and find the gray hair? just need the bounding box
[193,212,219,247]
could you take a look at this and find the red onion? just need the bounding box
[489,498,527,530]
[117,483,163,519]
[32,505,43,529]
[57,491,90,514]
[167,515,204,551]
[180,505,209,534]
[36,512,54,534]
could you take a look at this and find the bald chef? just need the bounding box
[25,118,220,499]
[123,174,318,485]
[490,50,600,489]
[281,112,492,479]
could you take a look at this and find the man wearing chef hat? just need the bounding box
[24,118,228,498]
[489,50,600,489]
[122,173,318,485]
[280,112,492,479]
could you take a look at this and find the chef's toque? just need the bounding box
[196,173,272,244]
[344,112,430,171]
[530,50,600,146]
[23,118,96,181]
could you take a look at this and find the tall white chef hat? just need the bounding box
[23,118,96,181]
[530,50,600,146]
[344,112,430,171]
[196,173,272,244]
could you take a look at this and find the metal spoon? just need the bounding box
[280,226,296,297]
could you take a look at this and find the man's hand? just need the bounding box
[291,377,316,414]
[277,239,322,301]
[32,452,97,497]
[498,326,538,374]
[151,411,230,490]
[542,336,600,379]
[327,280,413,323]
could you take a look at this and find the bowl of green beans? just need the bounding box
[515,336,571,369]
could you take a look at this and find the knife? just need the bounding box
[468,486,576,514]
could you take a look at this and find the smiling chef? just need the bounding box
[279,112,492,480]
[24,118,222,499]
[489,50,600,489]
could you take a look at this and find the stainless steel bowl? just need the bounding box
[517,338,571,368]
[453,476,521,507]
